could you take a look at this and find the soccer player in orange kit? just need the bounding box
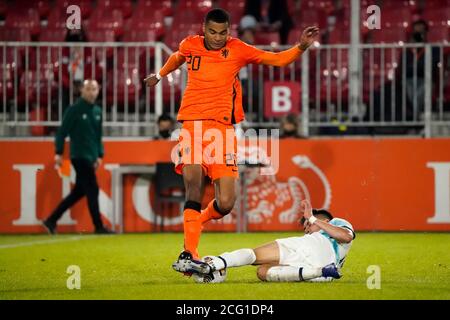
[144,8,319,275]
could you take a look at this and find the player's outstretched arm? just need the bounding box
[257,26,319,67]
[143,51,186,87]
[301,200,353,244]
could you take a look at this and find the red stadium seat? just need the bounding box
[135,0,173,15]
[46,8,69,30]
[217,0,245,28]
[5,8,40,37]
[370,28,407,44]
[422,8,450,28]
[39,29,67,42]
[315,49,350,104]
[116,48,147,72]
[122,30,159,42]
[85,30,116,60]
[35,0,51,19]
[427,26,450,43]
[254,32,280,46]
[328,28,349,44]
[0,48,20,102]
[172,9,205,29]
[287,29,303,45]
[0,1,7,17]
[381,0,419,14]
[28,47,61,71]
[97,0,133,19]
[9,0,52,19]
[165,26,203,50]
[301,0,334,15]
[178,0,213,12]
[293,8,327,30]
[125,8,165,39]
[18,68,58,106]
[0,27,31,41]
[422,0,450,10]
[88,10,124,39]
[56,0,94,19]
[381,8,413,29]
[52,47,102,89]
[106,68,142,108]
[160,70,183,105]
[361,47,401,102]
[87,29,116,42]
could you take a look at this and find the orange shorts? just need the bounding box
[174,120,239,181]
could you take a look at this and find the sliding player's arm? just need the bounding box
[313,219,354,244]
[244,26,319,67]
[144,51,186,87]
[301,200,353,244]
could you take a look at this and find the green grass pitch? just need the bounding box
[0,232,449,300]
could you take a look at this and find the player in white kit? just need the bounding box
[192,200,355,282]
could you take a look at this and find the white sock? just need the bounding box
[220,249,256,268]
[299,267,323,280]
[265,266,322,282]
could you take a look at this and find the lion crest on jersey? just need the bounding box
[221,48,229,58]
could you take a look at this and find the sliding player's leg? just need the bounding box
[256,263,341,282]
[255,238,342,282]
[201,241,281,273]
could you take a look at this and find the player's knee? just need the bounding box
[256,265,269,281]
[217,194,236,213]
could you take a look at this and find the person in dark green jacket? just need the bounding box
[43,80,113,234]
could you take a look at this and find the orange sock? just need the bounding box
[183,208,202,259]
[199,200,224,225]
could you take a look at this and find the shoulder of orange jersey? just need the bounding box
[226,36,245,47]
[180,35,203,48]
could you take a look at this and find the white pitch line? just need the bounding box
[0,235,102,249]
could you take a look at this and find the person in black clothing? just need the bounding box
[154,113,175,140]
[280,114,301,138]
[43,79,113,234]
[405,20,440,116]
[243,0,294,44]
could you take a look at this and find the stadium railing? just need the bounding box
[0,41,449,137]
[247,43,450,137]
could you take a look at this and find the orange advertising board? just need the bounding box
[0,138,449,233]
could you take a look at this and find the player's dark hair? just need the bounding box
[204,8,230,25]
[412,19,429,32]
[313,209,334,221]
[157,113,174,124]
[299,209,334,225]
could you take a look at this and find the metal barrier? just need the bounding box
[0,41,180,136]
[244,43,450,137]
[1,41,449,137]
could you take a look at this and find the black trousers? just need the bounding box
[46,158,104,229]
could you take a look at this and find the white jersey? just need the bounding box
[317,218,355,268]
[276,218,355,270]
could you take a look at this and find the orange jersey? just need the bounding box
[161,35,303,125]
